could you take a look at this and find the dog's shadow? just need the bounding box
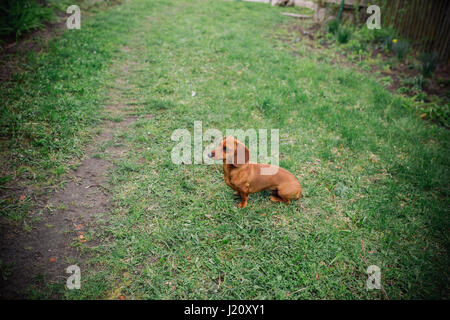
[231,190,273,203]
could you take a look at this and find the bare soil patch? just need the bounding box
[0,115,135,298]
[0,51,143,298]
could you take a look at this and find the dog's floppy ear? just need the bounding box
[233,140,249,167]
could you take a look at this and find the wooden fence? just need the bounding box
[373,0,450,64]
[313,1,450,64]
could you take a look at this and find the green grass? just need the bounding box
[1,0,449,299]
[0,0,144,219]
[0,0,125,41]
[0,0,54,40]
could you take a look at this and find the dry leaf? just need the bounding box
[78,234,88,243]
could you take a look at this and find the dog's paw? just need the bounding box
[237,202,247,208]
[269,195,282,202]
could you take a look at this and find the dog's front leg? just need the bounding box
[238,192,249,208]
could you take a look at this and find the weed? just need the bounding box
[327,19,340,35]
[380,76,393,87]
[401,75,426,91]
[419,52,439,78]
[417,101,450,128]
[373,26,396,46]
[336,27,351,44]
[392,39,409,60]
[343,39,367,54]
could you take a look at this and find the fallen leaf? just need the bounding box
[19,195,26,201]
[49,257,57,262]
[120,296,125,300]
[75,224,82,230]
[78,234,88,243]
[315,273,319,280]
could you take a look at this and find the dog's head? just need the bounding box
[208,136,249,167]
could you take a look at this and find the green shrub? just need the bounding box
[0,0,54,39]
[336,27,351,44]
[419,52,439,78]
[327,19,340,35]
[373,26,396,43]
[354,25,396,51]
[344,38,367,53]
[392,39,409,60]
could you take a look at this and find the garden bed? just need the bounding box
[283,18,450,128]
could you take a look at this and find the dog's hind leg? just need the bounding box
[269,189,287,203]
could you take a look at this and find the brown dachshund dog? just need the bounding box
[208,136,302,208]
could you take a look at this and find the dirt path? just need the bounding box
[0,45,142,299]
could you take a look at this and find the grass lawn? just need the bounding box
[1,0,449,299]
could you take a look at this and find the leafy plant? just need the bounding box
[344,39,367,53]
[383,34,396,51]
[397,86,410,94]
[327,18,340,35]
[372,26,396,43]
[401,75,426,90]
[418,101,450,128]
[419,52,439,78]
[0,0,54,39]
[392,39,409,60]
[380,76,393,87]
[336,27,351,44]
